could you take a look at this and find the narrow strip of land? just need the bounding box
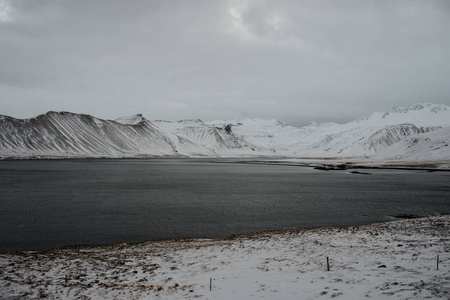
[231,158,450,171]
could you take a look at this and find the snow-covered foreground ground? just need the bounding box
[1,216,449,299]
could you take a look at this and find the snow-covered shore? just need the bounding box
[1,216,449,299]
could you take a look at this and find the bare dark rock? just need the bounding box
[225,124,232,134]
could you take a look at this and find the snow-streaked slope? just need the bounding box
[0,112,177,158]
[375,126,450,161]
[301,104,449,158]
[0,112,259,159]
[153,120,261,156]
[209,103,450,159]
[1,103,449,161]
[207,118,318,152]
[363,124,436,153]
[377,103,449,126]
[300,124,439,157]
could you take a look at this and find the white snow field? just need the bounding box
[1,215,448,299]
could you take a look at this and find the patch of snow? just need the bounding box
[1,216,448,299]
[115,114,146,125]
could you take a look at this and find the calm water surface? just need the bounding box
[0,159,449,252]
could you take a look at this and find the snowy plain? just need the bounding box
[1,215,448,299]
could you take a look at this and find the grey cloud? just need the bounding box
[0,0,449,126]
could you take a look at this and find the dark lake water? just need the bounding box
[0,159,449,253]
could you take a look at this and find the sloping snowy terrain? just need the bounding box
[0,103,449,163]
[1,215,448,299]
[375,126,450,161]
[208,103,450,161]
[0,112,258,158]
[152,119,261,157]
[0,112,176,158]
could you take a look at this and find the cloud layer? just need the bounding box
[1,0,450,125]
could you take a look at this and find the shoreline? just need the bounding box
[2,155,449,171]
[0,214,441,255]
[231,159,450,171]
[1,215,449,299]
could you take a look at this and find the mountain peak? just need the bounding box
[115,114,146,125]
[384,103,448,117]
[306,121,319,127]
[238,118,287,127]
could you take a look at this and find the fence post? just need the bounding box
[327,257,330,271]
[210,278,212,291]
[437,255,439,271]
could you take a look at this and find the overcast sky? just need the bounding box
[1,0,449,126]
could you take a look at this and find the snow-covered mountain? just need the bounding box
[207,103,450,161]
[151,119,260,157]
[0,111,175,158]
[0,103,449,162]
[0,111,257,158]
[375,126,450,161]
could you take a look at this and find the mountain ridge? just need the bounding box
[1,103,449,163]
